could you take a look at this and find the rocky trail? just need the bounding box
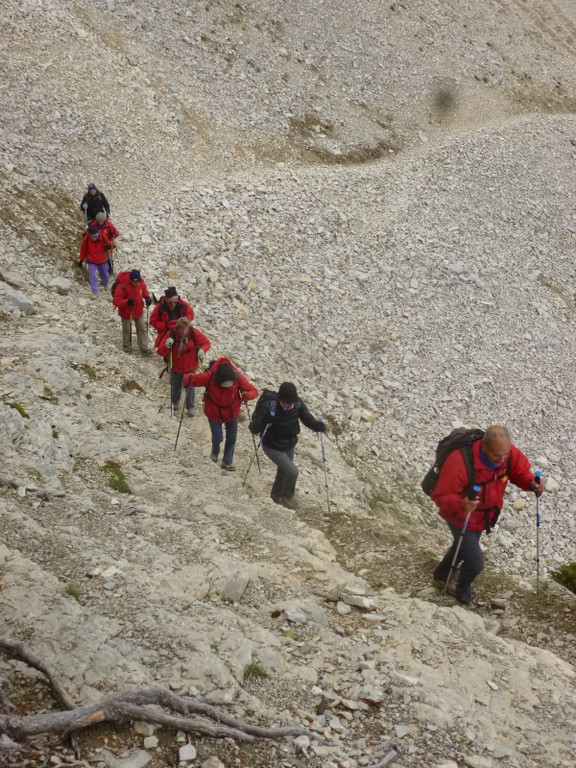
[1,1,576,767]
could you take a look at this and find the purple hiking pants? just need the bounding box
[88,262,110,294]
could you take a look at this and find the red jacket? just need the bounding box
[112,271,151,319]
[90,218,120,251]
[157,326,210,373]
[150,298,194,348]
[431,439,535,532]
[79,232,109,265]
[184,358,258,423]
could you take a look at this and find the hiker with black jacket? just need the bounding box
[80,184,110,222]
[249,382,326,508]
[430,424,544,605]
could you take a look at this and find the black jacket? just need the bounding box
[80,191,110,220]
[250,395,324,452]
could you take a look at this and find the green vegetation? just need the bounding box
[101,460,131,494]
[210,643,220,654]
[65,583,82,599]
[552,562,576,595]
[243,663,268,681]
[7,402,29,418]
[51,425,60,439]
[28,467,43,482]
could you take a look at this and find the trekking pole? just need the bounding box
[319,428,331,514]
[174,399,186,451]
[243,425,269,487]
[169,349,174,419]
[244,401,261,473]
[444,484,481,594]
[535,470,542,593]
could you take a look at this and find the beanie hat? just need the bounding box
[129,269,142,282]
[278,382,298,403]
[215,362,237,387]
[95,212,107,223]
[164,286,178,299]
[87,183,97,190]
[87,225,99,234]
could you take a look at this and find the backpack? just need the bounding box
[421,427,485,497]
[110,272,126,297]
[250,389,278,432]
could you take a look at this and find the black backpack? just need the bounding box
[421,427,485,497]
[249,389,278,433]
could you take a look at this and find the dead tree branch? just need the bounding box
[0,637,311,746]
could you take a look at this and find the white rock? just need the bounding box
[179,744,197,762]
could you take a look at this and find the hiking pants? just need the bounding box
[88,262,110,293]
[208,418,238,466]
[171,371,195,410]
[434,523,484,589]
[262,446,298,502]
[122,316,148,352]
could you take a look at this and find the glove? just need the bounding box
[249,422,260,436]
[82,202,88,209]
[127,298,135,307]
[165,337,174,349]
[144,296,152,307]
[77,260,84,268]
[317,420,327,434]
[198,348,205,361]
[104,242,111,251]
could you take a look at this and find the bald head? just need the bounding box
[482,425,511,465]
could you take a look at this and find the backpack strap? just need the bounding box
[459,443,477,498]
[476,454,513,533]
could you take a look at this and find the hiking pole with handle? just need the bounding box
[535,470,542,593]
[444,484,481,594]
[319,424,331,514]
[243,424,270,487]
[244,400,261,473]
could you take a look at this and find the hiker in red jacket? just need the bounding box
[78,225,111,295]
[91,211,119,249]
[150,286,194,350]
[431,425,544,604]
[157,317,210,416]
[184,358,258,471]
[112,269,153,354]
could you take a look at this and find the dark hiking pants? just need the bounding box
[434,523,484,594]
[262,446,298,502]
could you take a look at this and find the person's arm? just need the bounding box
[508,445,544,494]
[183,370,210,389]
[101,192,110,214]
[183,301,195,321]
[149,305,165,332]
[80,194,88,212]
[430,450,473,520]
[299,401,325,432]
[238,375,258,402]
[78,235,88,262]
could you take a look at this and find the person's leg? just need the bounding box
[454,527,484,603]
[208,420,223,462]
[434,523,483,603]
[185,383,195,412]
[221,419,239,468]
[134,315,149,352]
[121,318,132,351]
[171,371,183,409]
[262,446,298,502]
[97,261,109,288]
[87,263,99,294]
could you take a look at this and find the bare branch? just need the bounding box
[0,636,75,710]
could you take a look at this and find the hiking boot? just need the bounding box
[282,496,299,510]
[210,451,219,462]
[221,462,236,472]
[433,578,456,596]
[186,408,195,417]
[455,585,474,605]
[141,349,153,357]
[123,346,132,354]
[271,496,282,504]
